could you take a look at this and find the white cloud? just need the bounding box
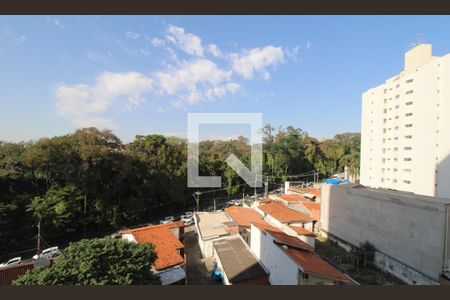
[3,29,26,45]
[285,45,300,62]
[45,17,64,29]
[85,51,113,63]
[230,45,285,80]
[55,71,152,128]
[154,59,238,105]
[165,25,204,57]
[150,37,165,47]
[207,43,223,58]
[306,41,311,50]
[125,31,140,40]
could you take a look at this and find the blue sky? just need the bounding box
[1,16,450,143]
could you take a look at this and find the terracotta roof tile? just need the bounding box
[225,206,267,227]
[268,231,314,252]
[258,202,314,223]
[252,222,313,251]
[289,226,316,237]
[123,222,184,271]
[282,247,349,282]
[278,195,321,221]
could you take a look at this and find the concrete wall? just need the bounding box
[320,183,450,283]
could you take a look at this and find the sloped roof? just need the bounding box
[282,246,349,282]
[278,194,321,220]
[225,206,267,227]
[252,222,313,251]
[122,222,184,271]
[213,237,268,284]
[289,226,317,237]
[258,202,314,223]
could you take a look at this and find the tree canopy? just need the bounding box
[0,127,360,254]
[13,237,159,285]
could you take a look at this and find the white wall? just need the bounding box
[250,224,299,285]
[360,44,450,199]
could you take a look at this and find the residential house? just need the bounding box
[256,201,315,232]
[213,236,269,285]
[194,211,238,257]
[250,223,349,285]
[224,205,269,245]
[120,221,186,285]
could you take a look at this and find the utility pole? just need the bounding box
[193,191,200,212]
[264,177,269,198]
[37,220,41,256]
[254,174,257,199]
[213,198,217,212]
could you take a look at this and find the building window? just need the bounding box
[393,179,397,183]
[405,101,413,106]
[404,169,412,172]
[405,124,413,128]
[405,135,412,139]
[404,146,412,150]
[404,158,412,162]
[405,113,413,117]
[406,90,414,95]
[406,79,413,83]
[403,180,411,184]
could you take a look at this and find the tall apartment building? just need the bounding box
[360,44,450,199]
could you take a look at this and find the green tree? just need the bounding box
[13,237,159,285]
[27,185,84,232]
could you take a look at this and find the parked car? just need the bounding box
[180,211,193,220]
[0,257,21,268]
[32,246,60,261]
[233,200,243,206]
[182,217,194,226]
[160,216,175,224]
[110,233,121,239]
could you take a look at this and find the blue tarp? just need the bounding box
[325,179,351,185]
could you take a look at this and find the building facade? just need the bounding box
[360,44,450,199]
[320,183,450,284]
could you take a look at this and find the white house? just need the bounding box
[250,223,349,285]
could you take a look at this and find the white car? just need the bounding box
[180,211,193,220]
[160,216,175,224]
[0,257,21,268]
[182,217,194,226]
[32,246,60,261]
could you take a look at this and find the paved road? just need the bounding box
[184,226,221,285]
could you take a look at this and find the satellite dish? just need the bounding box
[33,256,51,268]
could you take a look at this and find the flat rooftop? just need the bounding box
[195,211,234,239]
[330,183,450,205]
[213,237,268,284]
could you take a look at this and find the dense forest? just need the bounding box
[0,126,360,256]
